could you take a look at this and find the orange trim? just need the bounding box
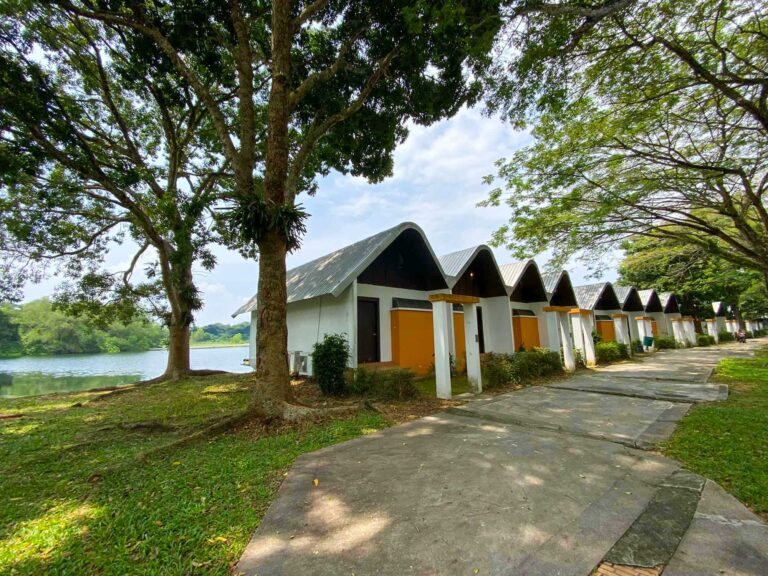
[610,313,627,318]
[428,294,480,304]
[543,305,572,312]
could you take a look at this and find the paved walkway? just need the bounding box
[238,341,768,575]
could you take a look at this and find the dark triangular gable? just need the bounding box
[664,295,680,313]
[643,291,663,313]
[357,227,448,291]
[595,284,621,310]
[452,249,508,298]
[548,272,577,307]
[510,263,548,303]
[621,287,644,312]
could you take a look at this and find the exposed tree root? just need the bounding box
[96,421,178,433]
[0,413,24,420]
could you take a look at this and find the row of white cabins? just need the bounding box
[233,223,762,398]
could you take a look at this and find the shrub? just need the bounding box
[312,333,349,396]
[718,331,735,342]
[595,341,629,363]
[655,335,677,350]
[631,339,645,353]
[481,349,562,389]
[746,331,754,339]
[696,334,714,347]
[347,367,417,400]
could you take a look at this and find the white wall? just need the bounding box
[482,296,515,353]
[285,284,355,362]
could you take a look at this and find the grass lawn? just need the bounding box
[0,375,387,575]
[662,347,768,520]
[414,374,472,397]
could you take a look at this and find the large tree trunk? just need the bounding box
[253,230,294,418]
[165,323,191,379]
[249,0,295,419]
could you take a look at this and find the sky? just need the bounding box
[22,105,616,325]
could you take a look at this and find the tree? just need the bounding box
[0,5,227,378]
[481,0,768,287]
[55,0,504,419]
[618,235,760,319]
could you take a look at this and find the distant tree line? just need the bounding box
[0,299,167,358]
[190,323,250,346]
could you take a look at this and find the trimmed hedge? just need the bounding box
[312,333,350,396]
[655,335,677,350]
[595,341,629,363]
[481,348,563,389]
[697,334,715,346]
[347,367,418,400]
[718,331,735,342]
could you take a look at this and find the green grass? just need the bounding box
[0,375,387,575]
[663,347,768,519]
[414,374,471,397]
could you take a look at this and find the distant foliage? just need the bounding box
[190,322,249,344]
[0,299,166,356]
[719,331,736,343]
[595,341,630,364]
[348,367,418,400]
[312,334,350,396]
[655,335,677,350]
[481,349,562,389]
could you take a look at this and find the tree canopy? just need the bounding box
[618,236,768,319]
[482,0,768,285]
[0,4,229,377]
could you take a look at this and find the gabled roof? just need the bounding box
[573,282,621,310]
[440,245,509,298]
[541,270,578,307]
[232,222,445,316]
[659,292,680,313]
[613,285,644,312]
[712,301,726,316]
[638,289,663,312]
[499,260,548,303]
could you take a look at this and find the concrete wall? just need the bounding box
[483,296,515,353]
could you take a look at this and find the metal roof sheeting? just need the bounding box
[498,261,530,290]
[232,222,443,316]
[573,283,614,310]
[540,271,563,296]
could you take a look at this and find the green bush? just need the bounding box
[718,331,735,342]
[312,333,349,396]
[697,334,715,347]
[595,341,629,363]
[655,335,677,350]
[631,339,645,353]
[347,367,417,400]
[755,329,766,337]
[746,331,754,339]
[481,348,562,389]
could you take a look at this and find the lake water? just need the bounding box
[0,346,252,398]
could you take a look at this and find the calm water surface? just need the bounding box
[0,346,252,398]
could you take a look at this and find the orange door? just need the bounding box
[597,320,616,342]
[512,316,540,351]
[651,320,659,336]
[390,309,467,375]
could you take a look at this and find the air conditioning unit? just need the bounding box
[288,351,313,376]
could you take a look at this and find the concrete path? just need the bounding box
[549,374,728,403]
[449,387,690,449]
[238,341,768,575]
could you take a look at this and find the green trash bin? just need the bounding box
[643,335,654,348]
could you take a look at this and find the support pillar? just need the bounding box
[636,316,655,351]
[558,312,576,371]
[432,300,452,399]
[612,313,630,346]
[683,317,697,346]
[463,303,482,393]
[570,310,596,367]
[671,318,686,345]
[706,319,718,343]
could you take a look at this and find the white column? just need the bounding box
[432,300,452,399]
[683,318,697,345]
[249,311,258,370]
[545,310,562,353]
[637,317,654,351]
[671,319,686,345]
[463,303,482,393]
[612,314,630,346]
[573,312,597,367]
[705,320,716,342]
[484,296,515,353]
[559,312,576,371]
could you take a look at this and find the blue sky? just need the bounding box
[23,106,616,325]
